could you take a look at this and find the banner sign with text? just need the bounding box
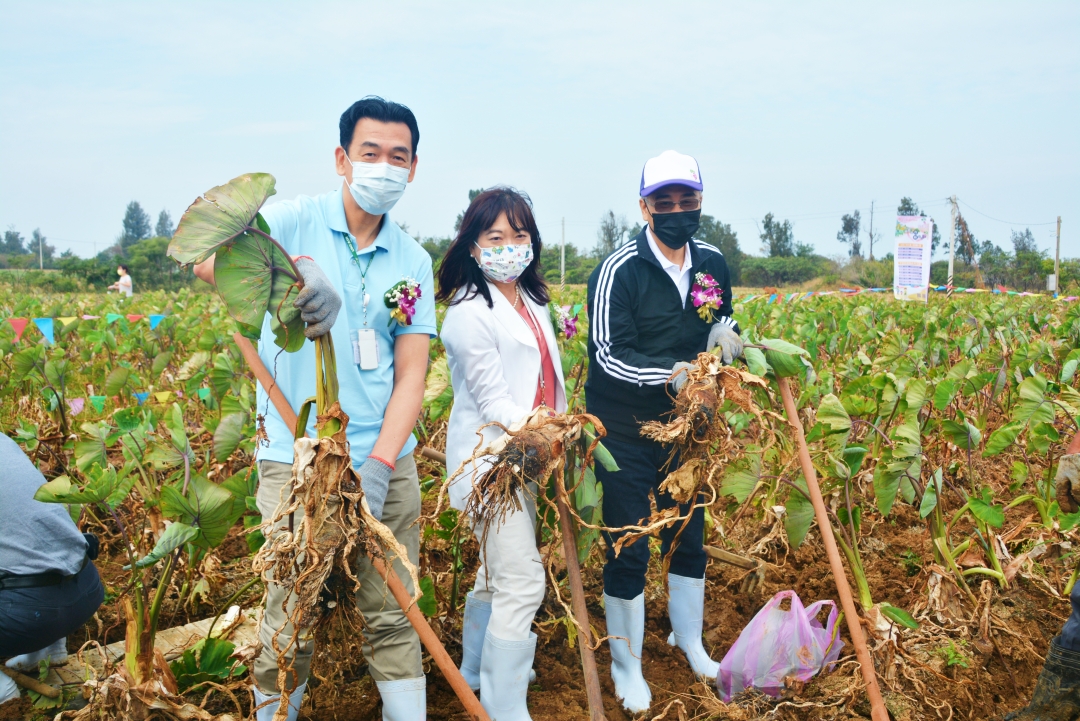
[893,215,934,302]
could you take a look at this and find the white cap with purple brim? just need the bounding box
[639,150,703,197]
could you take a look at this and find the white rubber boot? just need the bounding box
[5,637,68,671]
[604,592,651,713]
[0,672,19,705]
[479,630,536,721]
[667,573,720,680]
[377,677,426,721]
[252,682,305,721]
[461,591,492,691]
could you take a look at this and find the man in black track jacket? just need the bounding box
[585,150,742,713]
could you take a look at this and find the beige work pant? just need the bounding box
[252,455,423,693]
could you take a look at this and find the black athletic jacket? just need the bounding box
[585,228,739,443]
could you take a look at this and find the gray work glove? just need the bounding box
[359,457,393,521]
[293,258,342,339]
[707,322,743,365]
[671,361,695,393]
[1055,453,1080,514]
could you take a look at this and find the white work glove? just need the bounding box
[1056,454,1080,514]
[707,323,743,365]
[671,362,695,393]
[293,258,342,339]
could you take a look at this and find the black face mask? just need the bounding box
[649,209,700,249]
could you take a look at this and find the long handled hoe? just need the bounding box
[234,333,490,721]
[776,376,889,721]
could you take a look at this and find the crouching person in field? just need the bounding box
[193,97,435,721]
[1,434,105,706]
[439,188,566,721]
[584,151,742,713]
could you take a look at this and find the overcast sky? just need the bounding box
[1,2,1076,261]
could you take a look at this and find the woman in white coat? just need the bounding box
[436,187,566,721]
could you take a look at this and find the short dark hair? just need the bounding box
[118,264,129,273]
[435,187,549,309]
[339,96,419,157]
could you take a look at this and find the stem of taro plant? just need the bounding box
[314,335,340,437]
[1065,556,1080,596]
[833,528,873,612]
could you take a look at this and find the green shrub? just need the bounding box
[741,255,832,286]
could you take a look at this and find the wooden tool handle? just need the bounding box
[370,556,489,720]
[556,477,607,721]
[777,377,888,721]
[0,664,60,699]
[233,333,303,436]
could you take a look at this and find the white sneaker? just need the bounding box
[0,672,19,705]
[667,573,720,680]
[5,637,68,671]
[604,592,651,712]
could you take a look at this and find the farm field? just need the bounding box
[1,284,1079,721]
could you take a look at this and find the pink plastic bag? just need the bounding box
[716,590,843,701]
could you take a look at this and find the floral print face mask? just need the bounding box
[474,243,534,283]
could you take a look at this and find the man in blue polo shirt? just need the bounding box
[194,96,434,721]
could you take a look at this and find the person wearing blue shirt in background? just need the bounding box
[193,97,436,721]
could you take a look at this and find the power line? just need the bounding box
[954,198,1057,227]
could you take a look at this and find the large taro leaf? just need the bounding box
[213,229,303,350]
[160,474,245,551]
[757,338,811,378]
[213,413,245,462]
[168,173,277,266]
[135,522,200,568]
[34,465,127,506]
[74,421,118,473]
[169,636,246,692]
[784,477,815,548]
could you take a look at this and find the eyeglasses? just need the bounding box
[649,198,701,213]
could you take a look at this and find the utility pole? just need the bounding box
[947,196,958,299]
[38,235,43,270]
[1054,216,1062,297]
[560,217,566,292]
[868,201,875,261]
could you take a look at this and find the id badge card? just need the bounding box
[351,328,379,371]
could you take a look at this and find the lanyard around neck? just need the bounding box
[342,232,377,326]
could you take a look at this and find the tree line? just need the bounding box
[5,193,1072,294]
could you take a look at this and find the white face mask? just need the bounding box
[344,155,410,215]
[475,243,534,284]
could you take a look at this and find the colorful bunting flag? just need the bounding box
[197,388,212,401]
[89,395,107,413]
[106,313,123,324]
[67,397,85,416]
[154,391,173,404]
[82,315,100,320]
[126,314,144,323]
[149,314,166,329]
[33,318,54,344]
[7,318,28,342]
[134,392,149,405]
[58,316,78,327]
[768,293,777,304]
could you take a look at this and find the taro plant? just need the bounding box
[32,407,247,686]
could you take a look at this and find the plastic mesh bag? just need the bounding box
[716,589,844,701]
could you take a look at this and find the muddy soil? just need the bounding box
[4,458,1067,721]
